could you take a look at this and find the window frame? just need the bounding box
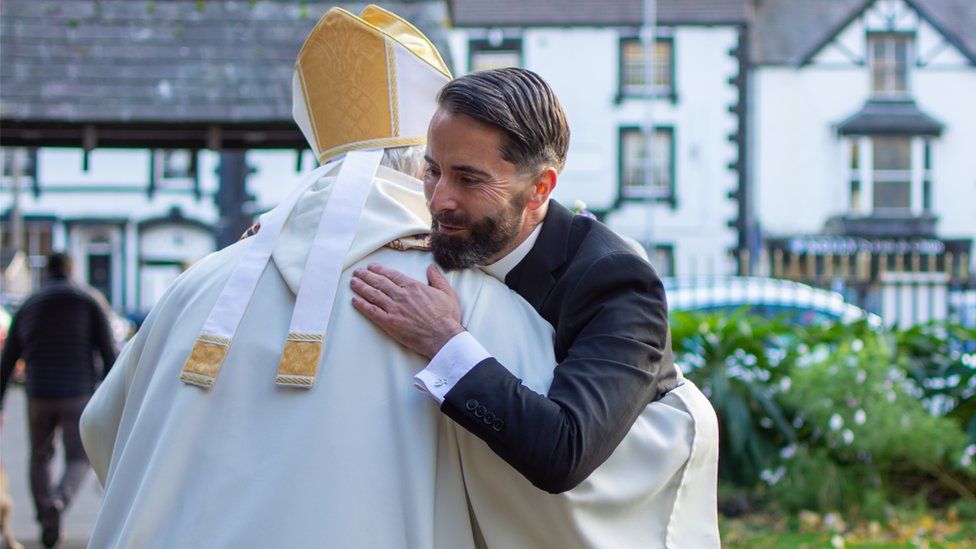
[618,125,676,205]
[149,149,200,197]
[651,244,675,277]
[846,135,932,217]
[867,31,913,98]
[617,34,675,102]
[467,38,523,73]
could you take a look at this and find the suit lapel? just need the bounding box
[505,200,574,312]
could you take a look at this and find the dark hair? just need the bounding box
[45,252,73,279]
[437,68,570,173]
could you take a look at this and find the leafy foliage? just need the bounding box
[672,310,976,515]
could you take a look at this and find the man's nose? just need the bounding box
[427,178,458,213]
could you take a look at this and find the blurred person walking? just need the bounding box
[0,252,117,548]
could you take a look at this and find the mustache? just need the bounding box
[432,212,472,229]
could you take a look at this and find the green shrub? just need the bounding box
[775,336,974,512]
[672,310,976,515]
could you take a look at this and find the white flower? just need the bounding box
[780,444,797,459]
[851,339,863,352]
[965,444,976,457]
[779,377,792,392]
[829,414,844,431]
[856,370,867,385]
[573,199,587,212]
[887,391,897,403]
[963,454,972,467]
[760,417,773,429]
[842,429,854,445]
[831,534,846,548]
[854,409,866,425]
[760,466,786,485]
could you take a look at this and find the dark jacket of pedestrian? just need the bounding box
[0,274,117,410]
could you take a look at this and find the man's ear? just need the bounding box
[526,167,558,211]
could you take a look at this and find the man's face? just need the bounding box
[423,108,532,270]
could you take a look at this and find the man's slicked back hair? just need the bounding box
[437,68,570,173]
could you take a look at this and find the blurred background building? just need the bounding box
[1,0,974,327]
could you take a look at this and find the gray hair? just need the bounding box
[380,145,426,180]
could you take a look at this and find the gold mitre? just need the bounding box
[293,5,453,163]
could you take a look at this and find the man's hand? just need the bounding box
[350,263,464,359]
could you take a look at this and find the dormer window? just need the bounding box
[869,33,912,96]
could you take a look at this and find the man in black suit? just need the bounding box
[351,68,678,493]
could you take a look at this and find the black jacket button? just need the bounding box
[465,399,478,411]
[492,418,504,432]
[474,405,486,418]
[484,411,495,424]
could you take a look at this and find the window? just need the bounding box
[153,149,198,192]
[469,39,522,73]
[1,148,36,178]
[620,127,674,199]
[846,136,934,216]
[872,136,911,212]
[652,245,674,277]
[620,37,673,97]
[869,34,911,96]
[162,149,195,179]
[922,140,932,211]
[849,140,861,211]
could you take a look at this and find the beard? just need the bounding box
[430,196,527,271]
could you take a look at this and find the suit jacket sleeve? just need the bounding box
[441,251,671,494]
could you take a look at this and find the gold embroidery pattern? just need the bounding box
[386,37,400,136]
[179,338,231,389]
[298,11,392,161]
[386,234,432,251]
[179,372,215,388]
[197,334,232,346]
[274,375,316,387]
[318,136,426,164]
[276,338,323,388]
[287,332,325,343]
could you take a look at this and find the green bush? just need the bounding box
[672,310,976,515]
[775,336,974,513]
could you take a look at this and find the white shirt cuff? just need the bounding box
[414,331,491,403]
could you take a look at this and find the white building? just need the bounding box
[446,0,751,277]
[751,0,976,323]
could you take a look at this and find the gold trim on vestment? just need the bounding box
[275,335,325,388]
[318,136,427,164]
[179,337,232,389]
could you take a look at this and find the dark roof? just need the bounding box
[0,0,451,147]
[836,99,944,136]
[751,0,976,65]
[447,0,749,27]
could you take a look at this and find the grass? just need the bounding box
[720,508,976,548]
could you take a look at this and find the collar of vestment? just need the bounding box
[478,223,543,282]
[504,200,578,311]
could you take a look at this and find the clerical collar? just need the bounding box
[479,223,543,282]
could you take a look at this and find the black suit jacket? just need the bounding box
[441,200,678,493]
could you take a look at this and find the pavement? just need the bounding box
[2,386,102,549]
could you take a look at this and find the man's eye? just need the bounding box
[460,177,479,186]
[424,167,440,178]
